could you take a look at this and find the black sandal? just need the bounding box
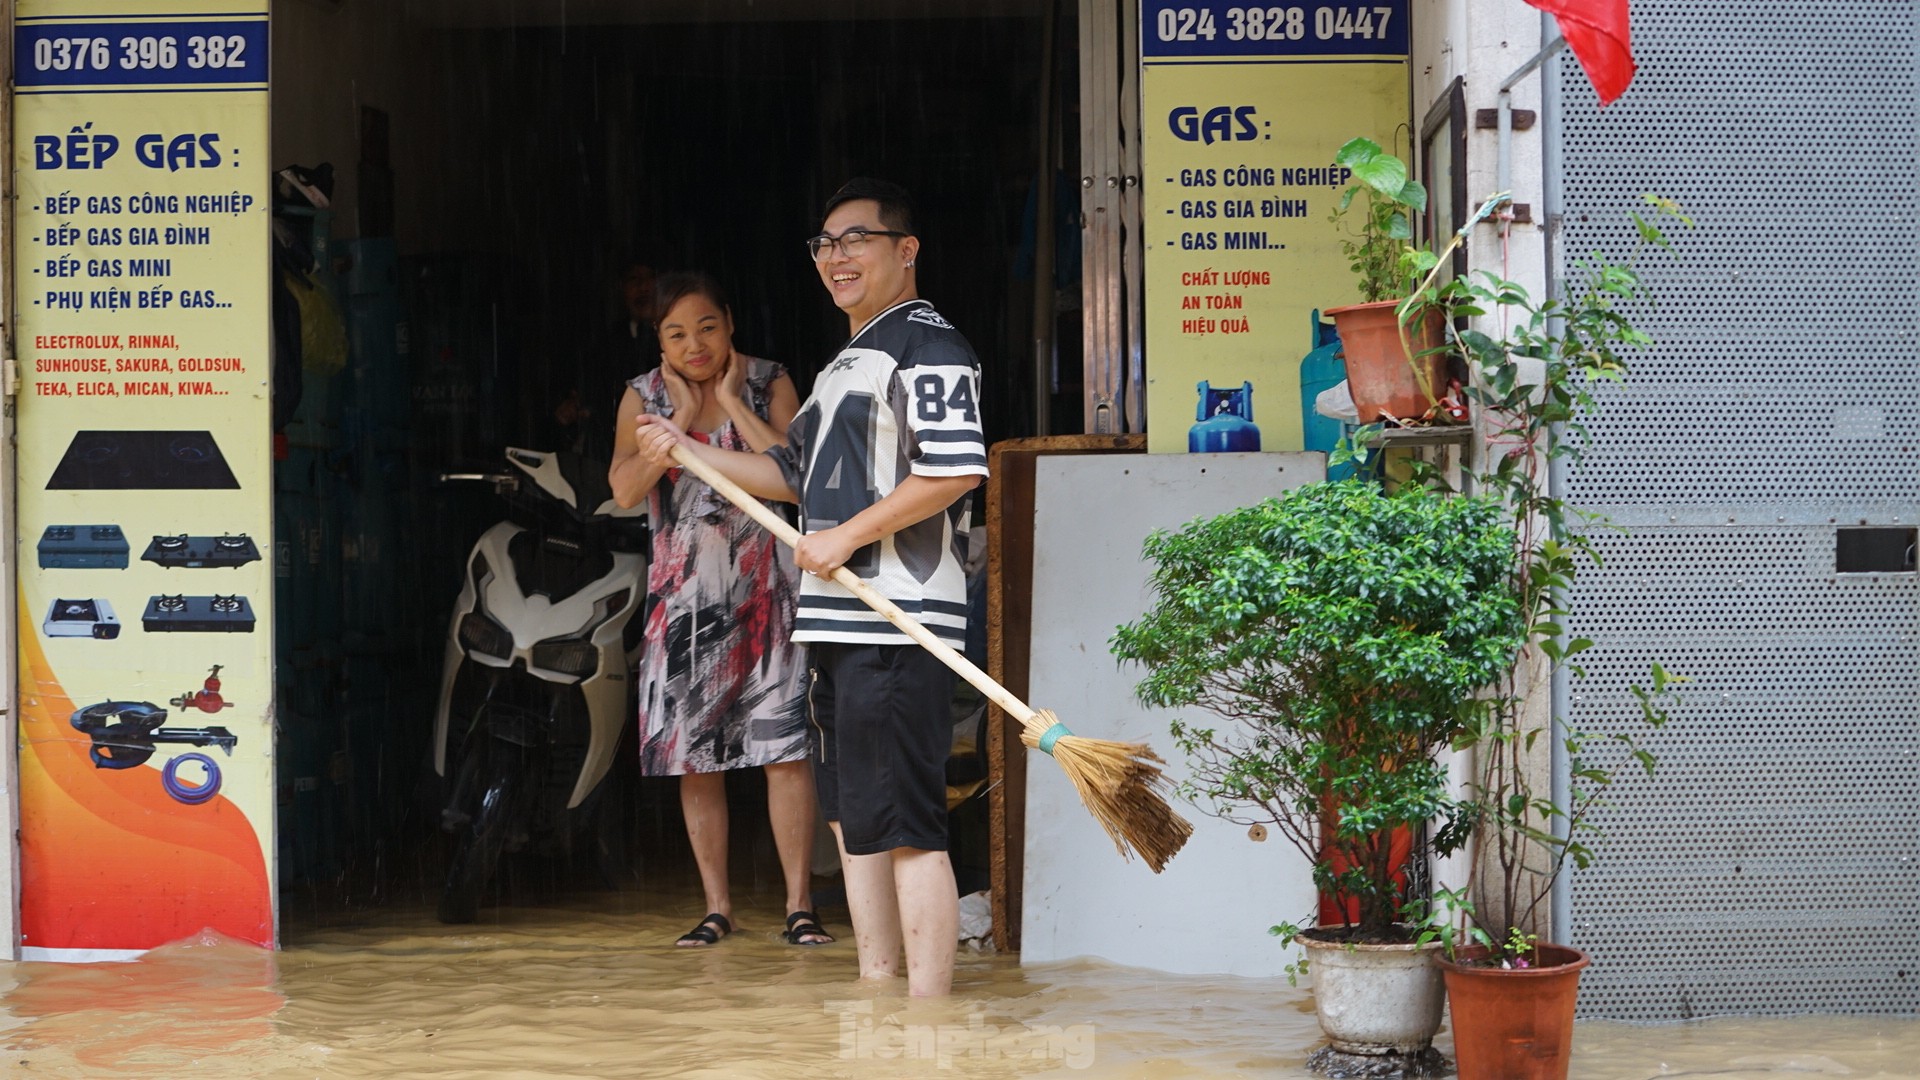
[676,912,732,947]
[783,910,834,946]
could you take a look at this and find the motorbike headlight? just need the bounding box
[457,612,513,660]
[598,589,632,622]
[530,639,600,677]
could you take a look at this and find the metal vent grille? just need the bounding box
[1554,0,1920,1020]
[1556,0,1920,515]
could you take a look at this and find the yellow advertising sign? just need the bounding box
[1141,2,1409,452]
[13,0,273,958]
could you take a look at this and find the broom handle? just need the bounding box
[669,443,1041,726]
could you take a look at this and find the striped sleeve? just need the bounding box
[896,340,988,479]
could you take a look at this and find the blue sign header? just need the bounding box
[17,21,269,89]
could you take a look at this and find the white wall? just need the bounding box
[1020,452,1325,977]
[1418,0,1550,326]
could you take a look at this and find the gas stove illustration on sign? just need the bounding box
[43,598,121,639]
[46,430,240,490]
[142,594,256,633]
[142,533,262,569]
[69,700,237,769]
[37,524,131,569]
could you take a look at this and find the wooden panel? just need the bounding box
[986,434,1144,952]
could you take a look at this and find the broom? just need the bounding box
[665,443,1193,872]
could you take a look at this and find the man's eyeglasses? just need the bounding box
[806,227,909,262]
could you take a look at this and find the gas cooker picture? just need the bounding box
[142,533,263,569]
[46,430,240,490]
[43,597,121,639]
[38,524,131,569]
[142,595,256,633]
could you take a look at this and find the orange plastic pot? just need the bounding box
[1324,299,1448,423]
[1437,943,1590,1080]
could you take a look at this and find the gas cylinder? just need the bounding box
[1298,309,1359,480]
[1189,380,1261,453]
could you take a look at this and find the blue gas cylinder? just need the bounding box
[343,238,409,442]
[1189,381,1261,453]
[1298,310,1356,480]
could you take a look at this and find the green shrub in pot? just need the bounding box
[1112,479,1525,945]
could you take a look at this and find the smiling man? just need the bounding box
[634,178,986,996]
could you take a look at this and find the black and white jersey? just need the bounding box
[768,299,988,645]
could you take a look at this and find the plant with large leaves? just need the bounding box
[1325,136,1456,424]
[1330,136,1429,304]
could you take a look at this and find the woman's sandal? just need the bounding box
[676,912,732,947]
[783,910,834,946]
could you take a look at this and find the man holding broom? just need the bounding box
[634,177,986,997]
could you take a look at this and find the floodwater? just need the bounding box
[0,887,1914,1079]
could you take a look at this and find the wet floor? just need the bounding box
[0,886,1914,1078]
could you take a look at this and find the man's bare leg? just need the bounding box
[831,822,902,979]
[893,847,958,997]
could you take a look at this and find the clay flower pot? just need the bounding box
[1437,943,1590,1080]
[1324,299,1448,424]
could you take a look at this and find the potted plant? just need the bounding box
[1323,136,1449,425]
[1384,194,1691,1080]
[1112,479,1526,1067]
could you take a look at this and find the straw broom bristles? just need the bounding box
[666,445,1195,874]
[1018,709,1194,873]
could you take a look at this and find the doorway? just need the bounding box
[269,0,1074,923]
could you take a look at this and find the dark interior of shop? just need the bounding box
[273,3,1080,923]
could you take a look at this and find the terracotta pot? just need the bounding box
[1324,299,1448,423]
[1437,943,1590,1080]
[1299,930,1444,1055]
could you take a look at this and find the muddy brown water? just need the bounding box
[0,887,1913,1078]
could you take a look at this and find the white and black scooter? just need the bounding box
[431,448,647,923]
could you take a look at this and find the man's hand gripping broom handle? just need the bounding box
[666,443,1041,728]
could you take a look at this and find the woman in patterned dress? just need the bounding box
[609,273,831,948]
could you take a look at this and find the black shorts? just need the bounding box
[806,641,953,855]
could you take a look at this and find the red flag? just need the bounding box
[1525,0,1637,105]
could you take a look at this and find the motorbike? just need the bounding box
[431,447,647,923]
